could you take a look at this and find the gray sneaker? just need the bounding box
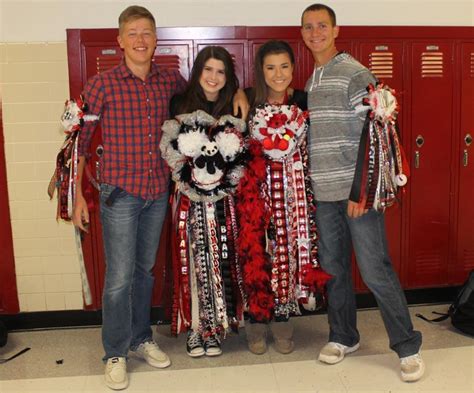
[105,357,128,390]
[400,352,425,382]
[132,340,171,368]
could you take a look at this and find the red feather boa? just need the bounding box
[300,264,332,295]
[236,140,274,322]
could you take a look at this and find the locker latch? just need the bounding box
[416,135,424,147]
[464,134,472,167]
[415,135,424,169]
[465,133,472,147]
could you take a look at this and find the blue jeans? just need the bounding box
[315,200,422,358]
[99,184,169,360]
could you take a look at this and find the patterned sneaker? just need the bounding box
[132,340,171,368]
[204,335,222,357]
[105,357,128,390]
[186,330,205,358]
[318,341,360,364]
[400,352,425,382]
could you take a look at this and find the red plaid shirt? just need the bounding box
[79,62,186,199]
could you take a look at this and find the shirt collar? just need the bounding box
[116,60,160,80]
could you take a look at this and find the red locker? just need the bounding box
[354,42,405,291]
[407,42,454,287]
[451,42,474,283]
[65,27,474,312]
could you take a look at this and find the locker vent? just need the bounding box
[369,52,393,78]
[470,52,474,78]
[421,52,444,78]
[153,55,181,71]
[95,55,181,74]
[463,249,474,269]
[415,251,442,274]
[96,56,121,74]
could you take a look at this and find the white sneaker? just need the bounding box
[318,341,360,364]
[132,340,171,368]
[400,352,425,382]
[105,357,128,390]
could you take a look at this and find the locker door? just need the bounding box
[195,40,247,88]
[452,42,474,283]
[407,42,454,288]
[80,40,192,309]
[337,40,354,56]
[356,42,405,291]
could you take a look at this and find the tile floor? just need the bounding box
[0,304,472,392]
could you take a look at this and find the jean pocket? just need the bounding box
[100,184,127,206]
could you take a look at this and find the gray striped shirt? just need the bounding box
[305,52,376,201]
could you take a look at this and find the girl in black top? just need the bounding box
[166,46,244,359]
[170,46,239,118]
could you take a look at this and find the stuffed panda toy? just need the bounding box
[161,110,245,199]
[195,141,225,174]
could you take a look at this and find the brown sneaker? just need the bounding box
[246,322,267,355]
[270,321,294,354]
[400,353,425,382]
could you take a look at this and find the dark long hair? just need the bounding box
[177,46,239,117]
[252,40,295,108]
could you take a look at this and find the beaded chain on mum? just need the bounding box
[350,83,409,211]
[160,110,247,337]
[47,98,99,306]
[239,103,330,323]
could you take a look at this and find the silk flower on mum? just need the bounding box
[250,104,309,160]
[160,110,247,202]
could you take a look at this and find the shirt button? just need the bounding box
[148,115,151,119]
[147,98,150,102]
[148,134,152,137]
[149,151,152,155]
[149,169,152,172]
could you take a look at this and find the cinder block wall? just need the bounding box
[0,43,83,312]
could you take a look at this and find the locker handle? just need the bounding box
[415,151,420,168]
[465,133,472,146]
[463,150,468,167]
[415,135,424,148]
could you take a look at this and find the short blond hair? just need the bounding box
[118,5,156,33]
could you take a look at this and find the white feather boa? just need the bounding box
[160,110,247,202]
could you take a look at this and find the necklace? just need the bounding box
[267,89,289,105]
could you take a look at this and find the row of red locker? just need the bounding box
[2,26,469,313]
